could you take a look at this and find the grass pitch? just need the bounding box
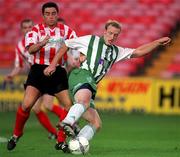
[0,111,180,157]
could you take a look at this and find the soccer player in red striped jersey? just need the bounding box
[5,17,70,144]
[4,19,33,80]
[5,19,59,139]
[7,2,76,153]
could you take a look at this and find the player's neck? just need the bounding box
[49,25,56,29]
[44,23,57,29]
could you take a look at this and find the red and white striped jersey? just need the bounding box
[25,23,76,65]
[14,38,32,68]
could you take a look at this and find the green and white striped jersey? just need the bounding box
[65,35,135,83]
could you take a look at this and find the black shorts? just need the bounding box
[24,64,68,95]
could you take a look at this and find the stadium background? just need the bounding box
[0,0,180,157]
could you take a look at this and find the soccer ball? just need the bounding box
[68,137,89,155]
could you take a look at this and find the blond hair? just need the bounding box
[105,20,121,30]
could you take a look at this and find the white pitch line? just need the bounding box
[0,137,8,143]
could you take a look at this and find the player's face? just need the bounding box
[21,22,33,36]
[104,25,120,45]
[43,7,58,27]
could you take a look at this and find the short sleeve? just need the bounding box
[68,30,77,39]
[115,46,135,62]
[64,35,91,55]
[25,29,38,48]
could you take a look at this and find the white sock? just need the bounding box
[63,103,85,125]
[77,124,96,141]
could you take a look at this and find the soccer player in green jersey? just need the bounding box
[44,20,171,141]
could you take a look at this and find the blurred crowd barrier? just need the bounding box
[96,77,180,115]
[0,75,179,115]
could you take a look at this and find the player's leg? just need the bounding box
[62,88,92,126]
[43,94,68,121]
[55,89,72,110]
[58,69,96,138]
[7,86,41,150]
[32,96,57,139]
[47,66,71,122]
[42,66,71,153]
[58,88,92,139]
[79,107,102,140]
[54,90,71,152]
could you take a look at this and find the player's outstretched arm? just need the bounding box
[44,43,68,76]
[131,37,171,58]
[4,67,22,82]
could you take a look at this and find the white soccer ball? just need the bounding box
[68,136,89,155]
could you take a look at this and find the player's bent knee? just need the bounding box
[21,104,31,112]
[43,103,52,110]
[32,106,40,113]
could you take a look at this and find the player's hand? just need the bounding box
[157,37,171,46]
[44,65,56,76]
[40,35,50,47]
[4,75,13,82]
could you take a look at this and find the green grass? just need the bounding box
[0,111,180,157]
